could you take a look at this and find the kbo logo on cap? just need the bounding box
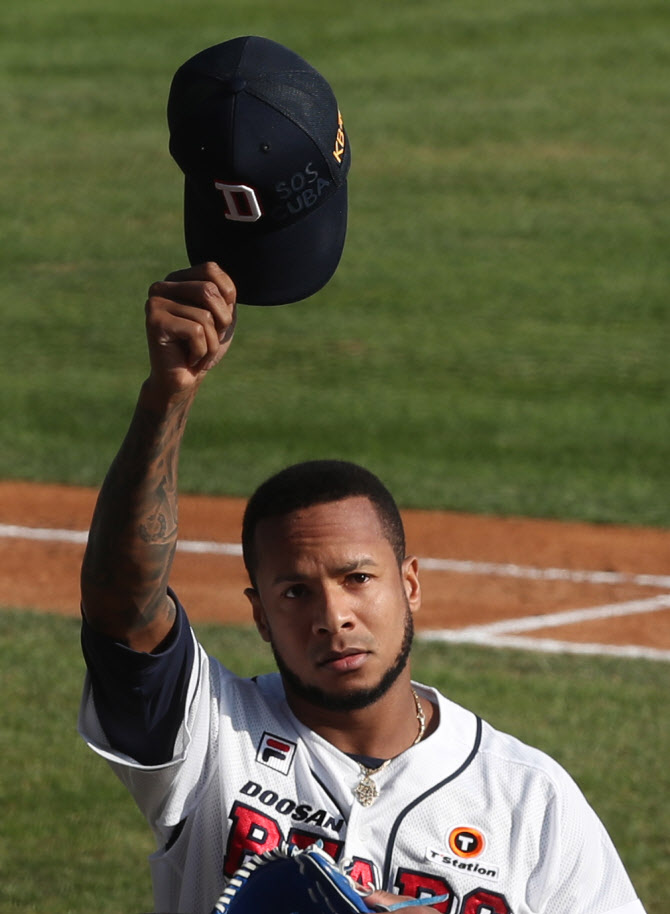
[332,110,346,164]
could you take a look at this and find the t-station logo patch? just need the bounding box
[256,732,297,775]
[448,827,486,858]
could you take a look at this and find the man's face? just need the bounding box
[245,496,421,712]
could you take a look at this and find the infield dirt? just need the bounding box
[2,480,669,652]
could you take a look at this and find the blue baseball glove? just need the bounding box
[211,842,447,914]
[212,843,371,914]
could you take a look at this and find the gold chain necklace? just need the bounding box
[353,689,426,807]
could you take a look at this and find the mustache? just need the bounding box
[270,606,414,713]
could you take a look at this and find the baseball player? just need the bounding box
[78,263,646,914]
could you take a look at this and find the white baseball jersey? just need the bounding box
[79,624,645,914]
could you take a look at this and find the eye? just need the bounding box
[347,572,371,586]
[283,583,308,600]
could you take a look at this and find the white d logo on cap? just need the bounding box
[214,182,263,222]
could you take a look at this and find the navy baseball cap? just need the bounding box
[167,36,351,306]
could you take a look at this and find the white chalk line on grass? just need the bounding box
[432,593,670,637]
[2,523,670,661]
[419,556,670,590]
[0,524,243,556]
[419,595,670,662]
[0,523,90,545]
[419,631,670,662]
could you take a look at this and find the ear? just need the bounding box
[245,587,272,643]
[401,556,421,614]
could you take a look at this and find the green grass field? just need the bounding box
[2,0,668,523]
[1,1,669,912]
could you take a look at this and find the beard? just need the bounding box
[269,603,415,713]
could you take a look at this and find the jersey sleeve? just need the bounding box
[78,592,223,847]
[531,763,646,914]
[79,589,194,765]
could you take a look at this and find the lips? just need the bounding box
[317,648,369,673]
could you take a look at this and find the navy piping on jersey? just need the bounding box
[381,716,483,887]
[348,753,387,769]
[80,589,195,765]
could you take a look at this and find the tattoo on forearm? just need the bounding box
[82,393,193,630]
[139,512,168,543]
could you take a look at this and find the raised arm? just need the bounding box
[80,262,237,652]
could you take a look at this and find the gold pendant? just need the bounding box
[354,772,380,807]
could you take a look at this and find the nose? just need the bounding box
[311,583,355,635]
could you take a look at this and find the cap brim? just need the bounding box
[183,177,348,306]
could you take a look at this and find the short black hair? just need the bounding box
[242,459,406,588]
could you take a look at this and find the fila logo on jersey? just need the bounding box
[449,827,486,858]
[256,732,297,774]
